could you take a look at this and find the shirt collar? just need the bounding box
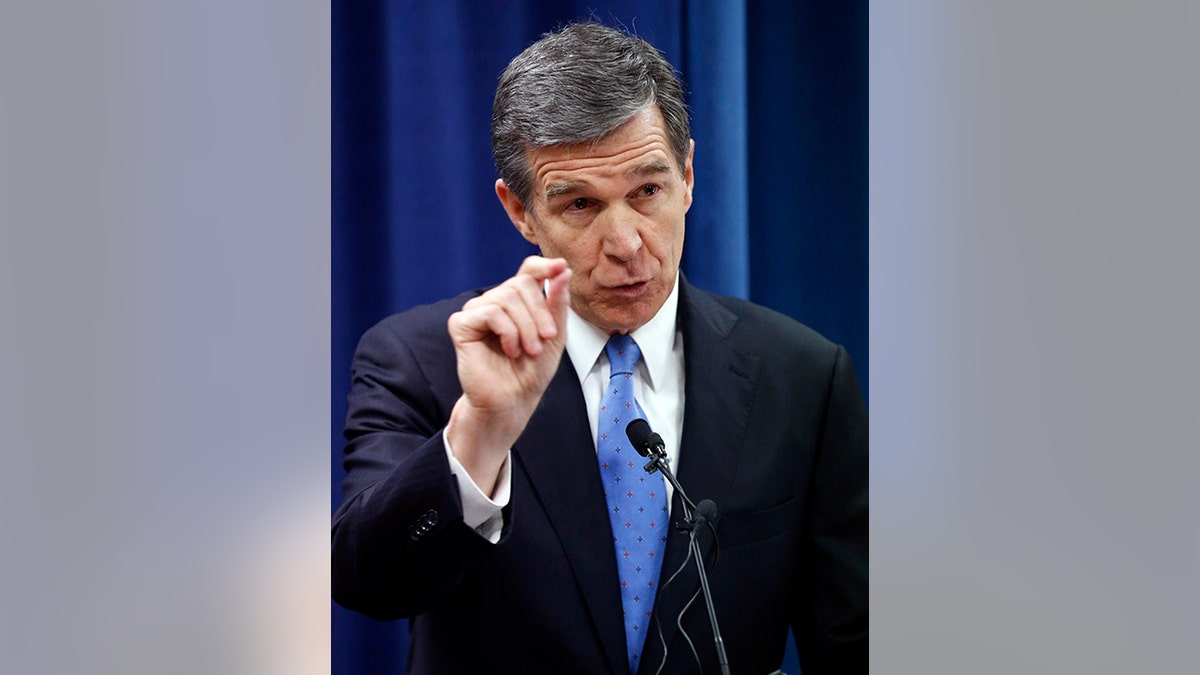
[565,273,680,391]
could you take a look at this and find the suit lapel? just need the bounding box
[513,353,628,675]
[643,281,762,670]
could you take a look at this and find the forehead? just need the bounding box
[529,107,677,197]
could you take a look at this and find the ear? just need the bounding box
[683,139,695,213]
[495,179,539,246]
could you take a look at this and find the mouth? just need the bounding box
[606,280,651,298]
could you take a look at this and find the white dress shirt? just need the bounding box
[447,275,685,543]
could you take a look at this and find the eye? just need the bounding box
[567,197,591,211]
[639,184,661,197]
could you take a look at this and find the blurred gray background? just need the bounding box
[1,1,1197,673]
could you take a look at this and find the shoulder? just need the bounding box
[682,283,842,368]
[351,289,486,399]
[348,289,487,413]
[681,283,865,421]
[356,289,484,360]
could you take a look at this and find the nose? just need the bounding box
[599,206,643,261]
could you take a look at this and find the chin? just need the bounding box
[607,308,657,335]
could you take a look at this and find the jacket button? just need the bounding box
[409,509,439,540]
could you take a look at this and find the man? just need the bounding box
[333,22,867,675]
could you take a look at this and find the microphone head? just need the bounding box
[695,499,718,522]
[639,432,665,458]
[625,418,653,456]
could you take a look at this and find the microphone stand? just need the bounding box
[640,445,731,675]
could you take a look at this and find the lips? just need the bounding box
[605,280,651,298]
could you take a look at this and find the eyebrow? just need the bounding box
[543,161,674,200]
[545,181,589,199]
[630,159,673,177]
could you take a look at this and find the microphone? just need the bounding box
[625,418,687,511]
[677,499,718,534]
[624,419,731,675]
[625,418,665,459]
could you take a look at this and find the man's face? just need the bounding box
[496,106,694,335]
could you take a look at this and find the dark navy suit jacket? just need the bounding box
[332,278,867,674]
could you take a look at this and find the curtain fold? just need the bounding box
[683,1,750,297]
[333,3,865,673]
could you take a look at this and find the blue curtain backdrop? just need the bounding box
[332,2,866,673]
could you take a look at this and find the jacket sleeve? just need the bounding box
[793,344,869,674]
[331,308,508,620]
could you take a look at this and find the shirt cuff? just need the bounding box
[443,434,510,544]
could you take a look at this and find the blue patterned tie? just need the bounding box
[597,334,668,675]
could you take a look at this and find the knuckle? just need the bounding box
[477,304,504,323]
[491,286,520,305]
[512,274,540,295]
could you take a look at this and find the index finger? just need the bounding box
[515,255,569,283]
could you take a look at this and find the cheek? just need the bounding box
[647,219,685,260]
[567,268,594,302]
[548,240,590,280]
[533,228,572,260]
[559,232,603,269]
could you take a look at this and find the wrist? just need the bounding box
[445,397,529,494]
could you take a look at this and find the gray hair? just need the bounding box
[491,22,691,208]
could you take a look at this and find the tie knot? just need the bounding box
[605,334,641,377]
